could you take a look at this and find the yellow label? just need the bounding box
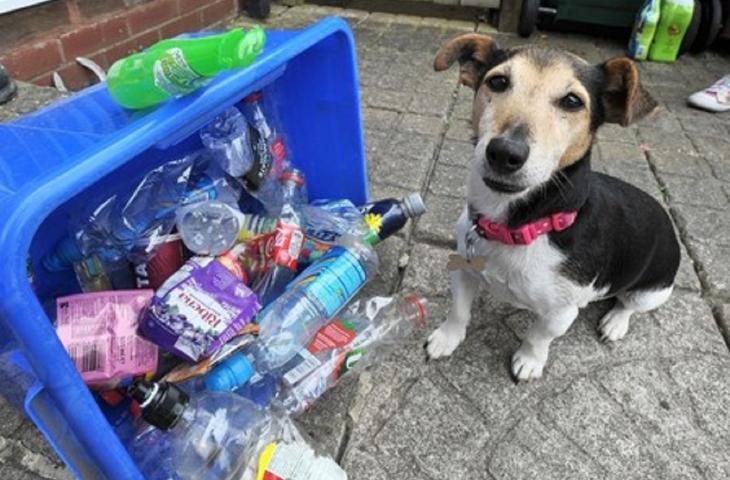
[256,443,278,480]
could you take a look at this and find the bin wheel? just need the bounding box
[692,0,722,52]
[679,0,701,55]
[518,0,540,38]
[247,0,271,19]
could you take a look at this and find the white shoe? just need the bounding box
[687,74,730,112]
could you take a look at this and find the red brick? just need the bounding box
[159,11,203,39]
[98,15,130,45]
[127,0,179,34]
[201,0,236,26]
[1,39,63,81]
[105,29,161,64]
[180,0,214,11]
[60,24,103,60]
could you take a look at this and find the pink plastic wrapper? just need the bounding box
[56,290,158,388]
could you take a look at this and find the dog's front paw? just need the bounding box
[511,345,546,382]
[426,323,466,359]
[598,308,631,342]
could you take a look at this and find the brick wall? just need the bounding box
[0,0,242,91]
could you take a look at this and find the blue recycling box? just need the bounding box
[0,17,366,479]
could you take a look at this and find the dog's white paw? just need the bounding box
[511,346,546,382]
[598,308,631,342]
[426,323,466,359]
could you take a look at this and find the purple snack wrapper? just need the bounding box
[139,257,260,362]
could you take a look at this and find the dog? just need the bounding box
[424,34,681,381]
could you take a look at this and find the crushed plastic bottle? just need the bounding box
[279,295,427,414]
[249,169,308,306]
[128,380,267,480]
[200,107,255,178]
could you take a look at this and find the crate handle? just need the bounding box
[24,382,107,479]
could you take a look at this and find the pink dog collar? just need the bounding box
[475,211,578,246]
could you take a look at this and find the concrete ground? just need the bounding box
[2,4,730,479]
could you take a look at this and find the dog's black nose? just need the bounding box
[486,137,530,174]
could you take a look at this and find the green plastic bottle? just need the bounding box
[648,0,694,63]
[107,26,266,110]
[628,0,661,61]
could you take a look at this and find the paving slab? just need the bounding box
[2,4,730,479]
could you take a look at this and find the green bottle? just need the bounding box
[107,27,266,110]
[648,0,694,63]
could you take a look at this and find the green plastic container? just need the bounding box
[628,0,661,60]
[107,27,266,109]
[648,0,694,62]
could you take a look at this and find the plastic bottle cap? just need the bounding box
[280,168,305,186]
[404,295,427,327]
[244,91,263,103]
[402,193,426,218]
[205,352,255,391]
[127,381,189,431]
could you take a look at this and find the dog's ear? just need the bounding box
[434,34,499,89]
[600,57,658,126]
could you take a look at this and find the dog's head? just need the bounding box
[435,34,657,197]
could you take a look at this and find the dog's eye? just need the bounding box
[559,93,584,111]
[486,75,510,92]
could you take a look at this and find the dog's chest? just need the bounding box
[470,234,600,311]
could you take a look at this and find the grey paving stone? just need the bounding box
[486,414,607,480]
[359,235,407,299]
[646,149,713,179]
[371,376,489,479]
[407,89,454,117]
[671,203,730,247]
[362,106,400,132]
[595,123,640,145]
[341,445,390,480]
[438,138,475,168]
[636,128,699,159]
[661,174,728,209]
[361,87,412,111]
[675,244,702,292]
[397,113,444,137]
[429,162,469,198]
[445,118,475,143]
[413,192,463,247]
[400,242,453,298]
[687,241,730,297]
[370,132,436,190]
[452,86,474,122]
[595,139,646,166]
[692,135,730,182]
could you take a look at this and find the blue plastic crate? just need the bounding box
[0,17,366,479]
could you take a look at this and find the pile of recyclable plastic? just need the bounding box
[44,89,427,479]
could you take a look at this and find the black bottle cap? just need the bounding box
[128,381,189,431]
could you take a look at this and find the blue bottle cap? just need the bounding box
[205,352,255,391]
[43,236,82,272]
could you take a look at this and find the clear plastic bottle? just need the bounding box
[230,237,378,383]
[200,107,254,178]
[128,380,267,480]
[240,91,290,211]
[279,295,427,414]
[250,169,307,306]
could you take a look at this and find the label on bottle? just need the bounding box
[289,247,367,318]
[256,442,347,480]
[282,349,322,387]
[153,48,207,97]
[282,320,357,387]
[244,125,273,191]
[308,320,357,354]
